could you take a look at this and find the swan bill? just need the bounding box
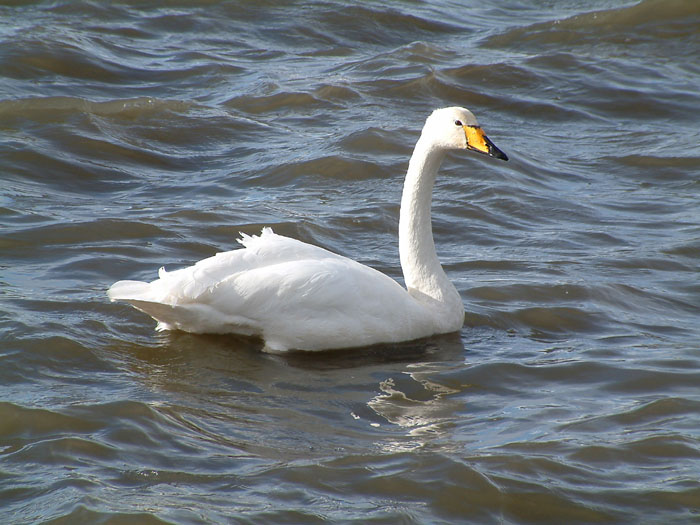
[463,125,508,161]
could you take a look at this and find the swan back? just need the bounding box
[110,228,447,351]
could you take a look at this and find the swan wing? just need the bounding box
[109,227,340,303]
[207,256,435,351]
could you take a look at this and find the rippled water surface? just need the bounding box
[2,0,700,523]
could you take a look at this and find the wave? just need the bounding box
[0,96,191,120]
[486,0,700,49]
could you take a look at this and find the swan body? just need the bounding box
[108,107,507,352]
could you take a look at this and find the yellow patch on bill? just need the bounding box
[463,125,489,153]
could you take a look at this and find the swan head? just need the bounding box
[423,107,508,161]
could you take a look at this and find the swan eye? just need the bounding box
[454,120,463,126]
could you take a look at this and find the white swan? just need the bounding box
[108,107,507,352]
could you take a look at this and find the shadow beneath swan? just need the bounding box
[155,330,467,370]
[278,332,465,370]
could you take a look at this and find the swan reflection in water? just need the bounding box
[366,347,468,451]
[119,331,469,453]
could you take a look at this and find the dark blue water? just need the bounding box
[1,0,699,523]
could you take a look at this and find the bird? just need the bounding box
[108,107,508,352]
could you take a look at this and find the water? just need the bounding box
[1,0,699,523]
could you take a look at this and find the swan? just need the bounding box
[108,107,507,352]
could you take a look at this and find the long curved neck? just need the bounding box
[398,136,461,310]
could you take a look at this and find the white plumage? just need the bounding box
[108,107,507,352]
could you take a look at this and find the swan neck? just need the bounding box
[398,136,459,309]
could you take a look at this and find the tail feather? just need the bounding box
[107,280,154,302]
[108,280,259,336]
